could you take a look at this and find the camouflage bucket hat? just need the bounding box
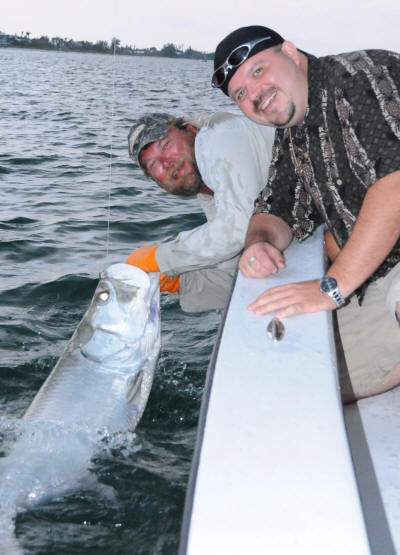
[128,113,171,167]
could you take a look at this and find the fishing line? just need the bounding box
[106,40,117,260]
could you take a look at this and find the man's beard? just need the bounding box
[273,102,296,128]
[254,94,296,128]
[174,159,204,197]
[272,102,296,128]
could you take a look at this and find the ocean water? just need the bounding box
[0,48,238,554]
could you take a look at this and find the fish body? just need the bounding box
[0,263,160,552]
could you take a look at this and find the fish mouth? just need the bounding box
[103,264,150,289]
[80,328,128,363]
[81,276,159,364]
[77,267,160,365]
[259,89,277,113]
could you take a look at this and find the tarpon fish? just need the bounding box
[0,263,160,553]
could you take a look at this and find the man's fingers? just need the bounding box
[264,245,286,269]
[239,242,285,278]
[240,253,281,278]
[247,280,334,316]
[252,257,278,276]
[248,287,293,313]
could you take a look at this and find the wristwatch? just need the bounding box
[319,275,346,307]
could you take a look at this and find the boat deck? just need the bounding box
[180,227,398,554]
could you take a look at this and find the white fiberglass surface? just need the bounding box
[186,228,370,555]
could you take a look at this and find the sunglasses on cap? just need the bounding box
[211,36,272,89]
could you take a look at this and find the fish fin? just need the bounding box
[126,372,144,405]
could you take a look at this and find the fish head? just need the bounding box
[78,264,160,363]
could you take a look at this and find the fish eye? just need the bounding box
[97,289,110,303]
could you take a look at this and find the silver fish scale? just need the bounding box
[0,263,161,551]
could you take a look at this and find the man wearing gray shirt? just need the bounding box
[126,112,274,312]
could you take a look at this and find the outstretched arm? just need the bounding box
[156,117,274,275]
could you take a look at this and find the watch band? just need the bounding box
[319,275,346,308]
[329,288,346,307]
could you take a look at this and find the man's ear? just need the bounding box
[281,41,301,65]
[185,123,199,135]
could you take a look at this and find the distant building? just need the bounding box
[0,34,11,46]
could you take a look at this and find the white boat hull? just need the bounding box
[180,227,398,554]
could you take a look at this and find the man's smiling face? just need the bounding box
[227,42,308,128]
[140,125,203,197]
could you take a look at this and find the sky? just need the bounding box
[1,0,399,56]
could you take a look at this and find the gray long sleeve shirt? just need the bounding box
[155,112,275,276]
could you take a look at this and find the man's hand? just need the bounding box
[160,273,180,293]
[239,241,286,278]
[126,245,159,272]
[125,247,180,293]
[248,279,336,317]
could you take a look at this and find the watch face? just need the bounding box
[320,276,337,293]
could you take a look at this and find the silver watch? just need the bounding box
[319,275,345,307]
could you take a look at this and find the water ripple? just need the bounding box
[0,47,232,554]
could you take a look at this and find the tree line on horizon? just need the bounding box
[0,31,213,60]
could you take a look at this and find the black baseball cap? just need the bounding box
[213,25,284,96]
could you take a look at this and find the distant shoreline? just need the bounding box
[0,33,213,61]
[0,45,213,63]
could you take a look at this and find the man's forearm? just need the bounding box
[245,213,293,251]
[244,172,400,319]
[328,170,400,297]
